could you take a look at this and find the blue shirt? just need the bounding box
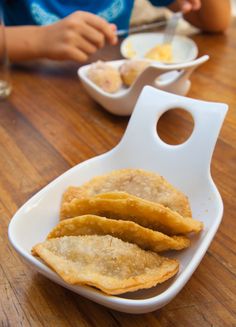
[3,0,174,31]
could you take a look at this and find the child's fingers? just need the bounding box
[179,0,201,13]
[80,23,105,48]
[76,36,98,55]
[110,24,117,31]
[65,46,88,62]
[109,24,118,45]
[181,1,192,12]
[84,13,117,44]
[191,0,201,10]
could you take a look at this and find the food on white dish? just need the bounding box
[47,214,191,252]
[61,168,192,218]
[60,192,203,235]
[32,168,203,296]
[145,43,173,63]
[87,61,122,93]
[123,40,137,58]
[32,235,179,295]
[119,60,150,86]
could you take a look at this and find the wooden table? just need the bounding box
[0,19,236,326]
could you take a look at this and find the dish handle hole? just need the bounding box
[156,108,194,145]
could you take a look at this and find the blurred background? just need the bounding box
[130,0,236,31]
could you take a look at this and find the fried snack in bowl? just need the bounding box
[87,61,122,93]
[60,192,203,235]
[61,168,192,218]
[32,235,179,295]
[145,43,173,63]
[119,60,150,87]
[47,214,190,252]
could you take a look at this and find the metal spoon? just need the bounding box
[162,12,183,44]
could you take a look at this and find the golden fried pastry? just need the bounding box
[60,192,203,235]
[61,169,192,218]
[145,43,173,63]
[119,60,150,86]
[47,214,190,252]
[32,235,179,295]
[87,61,122,93]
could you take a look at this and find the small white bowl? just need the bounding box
[78,55,209,116]
[121,32,198,63]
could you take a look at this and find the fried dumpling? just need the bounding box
[47,214,190,252]
[119,60,150,86]
[61,169,192,218]
[87,61,122,93]
[32,235,179,295]
[60,192,202,235]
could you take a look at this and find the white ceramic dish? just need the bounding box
[78,55,209,116]
[121,32,198,63]
[8,87,228,314]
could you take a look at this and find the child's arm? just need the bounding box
[5,11,117,62]
[169,0,231,32]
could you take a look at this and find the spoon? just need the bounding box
[162,12,183,44]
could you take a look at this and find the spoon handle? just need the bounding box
[116,20,166,37]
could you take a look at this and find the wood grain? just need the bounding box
[0,20,236,326]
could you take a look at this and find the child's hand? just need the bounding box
[39,11,118,62]
[176,0,201,13]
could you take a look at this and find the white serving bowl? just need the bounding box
[8,87,227,314]
[78,55,209,116]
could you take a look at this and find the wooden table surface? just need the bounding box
[1,19,236,327]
